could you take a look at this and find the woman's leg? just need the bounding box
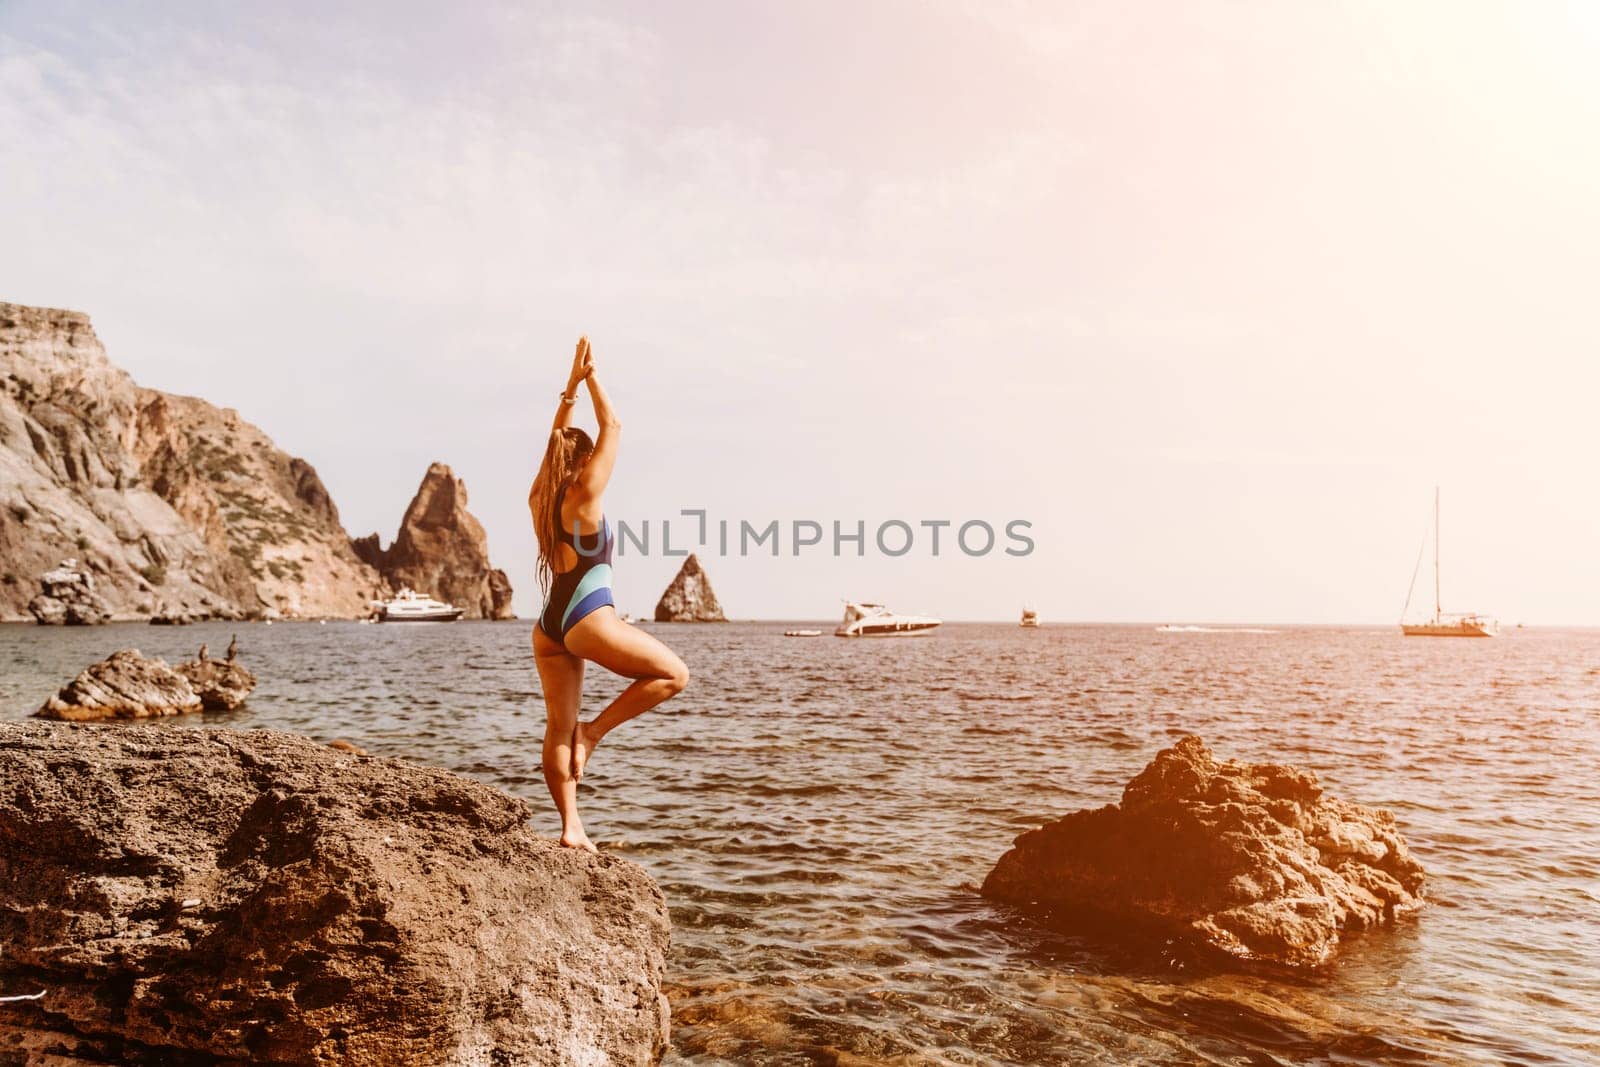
[531,623,595,852]
[563,606,689,779]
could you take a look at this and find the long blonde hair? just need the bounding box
[529,426,595,594]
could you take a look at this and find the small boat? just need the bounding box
[375,587,464,623]
[1019,606,1039,628]
[784,628,823,637]
[1400,487,1497,638]
[835,601,941,638]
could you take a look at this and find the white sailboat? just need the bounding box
[1400,488,1496,638]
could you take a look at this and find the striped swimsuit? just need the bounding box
[538,485,614,647]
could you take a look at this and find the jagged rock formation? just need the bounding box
[654,553,727,621]
[0,723,673,1064]
[26,557,110,625]
[32,647,258,720]
[0,301,386,620]
[981,736,1425,969]
[352,462,515,620]
[34,649,202,720]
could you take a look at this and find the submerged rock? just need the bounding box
[26,558,109,626]
[0,723,672,1065]
[33,649,201,720]
[981,736,1425,969]
[148,608,198,625]
[653,553,727,622]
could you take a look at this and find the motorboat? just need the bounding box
[1019,606,1039,628]
[1399,488,1496,637]
[835,601,941,637]
[784,628,824,637]
[375,587,463,623]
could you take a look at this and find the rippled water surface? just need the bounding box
[4,621,1598,1065]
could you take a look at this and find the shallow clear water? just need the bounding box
[3,620,1597,1066]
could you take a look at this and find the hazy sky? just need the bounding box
[4,1,1598,622]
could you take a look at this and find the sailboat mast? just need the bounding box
[1434,485,1441,620]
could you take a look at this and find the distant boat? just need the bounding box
[374,587,463,623]
[1400,487,1496,638]
[784,628,823,637]
[1019,606,1039,628]
[835,601,941,638]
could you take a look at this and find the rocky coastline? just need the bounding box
[1,301,514,624]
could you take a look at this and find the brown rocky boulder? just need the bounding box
[354,462,515,620]
[34,648,258,720]
[174,658,258,710]
[0,723,672,1065]
[34,649,202,720]
[981,735,1425,969]
[26,558,110,625]
[653,553,726,622]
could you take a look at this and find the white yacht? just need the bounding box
[1019,606,1039,628]
[375,587,463,623]
[835,601,941,638]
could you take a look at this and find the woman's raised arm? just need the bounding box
[572,361,621,502]
[551,336,593,433]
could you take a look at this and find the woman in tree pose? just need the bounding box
[528,336,690,852]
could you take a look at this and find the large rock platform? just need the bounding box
[0,724,672,1064]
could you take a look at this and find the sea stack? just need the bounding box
[0,723,672,1064]
[654,553,727,622]
[351,462,515,620]
[981,736,1425,969]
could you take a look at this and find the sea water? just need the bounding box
[3,621,1596,1066]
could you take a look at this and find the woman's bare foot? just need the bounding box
[559,826,599,854]
[572,721,601,779]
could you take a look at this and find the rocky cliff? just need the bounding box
[0,301,386,619]
[0,723,672,1064]
[131,386,384,618]
[351,462,515,620]
[654,553,726,622]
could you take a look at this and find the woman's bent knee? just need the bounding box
[664,659,689,695]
